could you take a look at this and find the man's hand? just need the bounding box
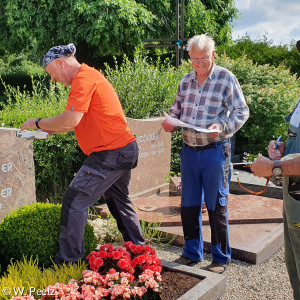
[251,156,274,177]
[207,124,221,138]
[268,140,285,159]
[162,121,177,132]
[21,118,39,131]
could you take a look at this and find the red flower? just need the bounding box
[86,251,97,260]
[90,262,95,270]
[138,254,146,265]
[144,245,156,255]
[131,257,139,267]
[112,251,122,260]
[97,251,108,258]
[129,243,137,254]
[122,241,132,250]
[135,245,144,254]
[94,258,103,268]
[117,259,130,270]
[145,256,153,265]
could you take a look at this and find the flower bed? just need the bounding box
[10,242,163,300]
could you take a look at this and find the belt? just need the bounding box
[288,129,297,137]
[185,139,229,151]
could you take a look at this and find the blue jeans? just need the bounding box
[180,142,231,263]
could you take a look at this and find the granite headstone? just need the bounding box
[0,128,36,223]
[127,117,172,197]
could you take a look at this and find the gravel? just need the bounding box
[153,244,294,300]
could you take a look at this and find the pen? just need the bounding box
[274,136,282,151]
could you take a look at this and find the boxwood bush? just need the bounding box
[0,203,97,270]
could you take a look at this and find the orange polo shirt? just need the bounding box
[65,63,135,155]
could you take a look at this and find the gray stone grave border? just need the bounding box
[161,260,226,300]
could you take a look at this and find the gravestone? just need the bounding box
[0,128,36,223]
[127,117,172,197]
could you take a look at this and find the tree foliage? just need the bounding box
[217,36,300,77]
[0,0,238,64]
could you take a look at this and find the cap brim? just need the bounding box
[297,40,300,52]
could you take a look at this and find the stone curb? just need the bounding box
[161,260,226,300]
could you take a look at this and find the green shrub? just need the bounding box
[105,52,185,118]
[217,36,300,78]
[0,257,87,300]
[33,133,86,198]
[215,54,300,154]
[0,53,45,105]
[0,203,97,270]
[0,78,68,128]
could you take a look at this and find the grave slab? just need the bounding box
[131,193,284,264]
[95,192,284,264]
[0,128,36,223]
[158,222,283,264]
[132,194,283,226]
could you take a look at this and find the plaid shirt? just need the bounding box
[170,63,249,146]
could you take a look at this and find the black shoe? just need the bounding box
[173,254,198,267]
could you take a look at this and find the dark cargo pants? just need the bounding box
[283,176,300,299]
[55,141,145,264]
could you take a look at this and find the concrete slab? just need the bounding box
[161,260,226,300]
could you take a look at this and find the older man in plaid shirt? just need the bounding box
[163,34,249,273]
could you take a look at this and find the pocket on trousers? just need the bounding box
[218,190,228,207]
[102,152,120,169]
[118,149,138,169]
[70,166,107,196]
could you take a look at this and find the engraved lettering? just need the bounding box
[1,188,12,198]
[2,163,13,172]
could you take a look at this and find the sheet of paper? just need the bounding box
[163,111,221,133]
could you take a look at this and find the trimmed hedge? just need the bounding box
[0,203,97,269]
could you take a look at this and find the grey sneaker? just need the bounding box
[206,260,227,274]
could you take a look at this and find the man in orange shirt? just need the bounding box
[21,43,145,264]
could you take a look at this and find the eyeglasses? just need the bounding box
[190,58,210,63]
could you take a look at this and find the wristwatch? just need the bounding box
[35,118,42,129]
[272,160,282,176]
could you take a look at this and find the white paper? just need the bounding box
[163,111,221,133]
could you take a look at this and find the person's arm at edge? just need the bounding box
[251,156,300,177]
[281,157,300,176]
[20,110,84,133]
